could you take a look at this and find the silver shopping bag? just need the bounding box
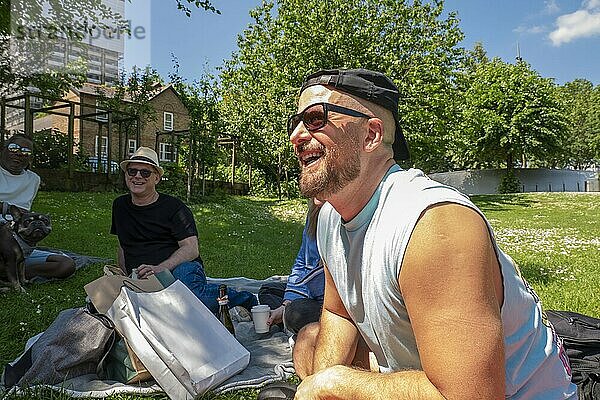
[106,280,250,399]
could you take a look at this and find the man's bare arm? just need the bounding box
[398,203,505,399]
[295,204,505,400]
[116,245,126,274]
[312,264,360,373]
[295,365,443,400]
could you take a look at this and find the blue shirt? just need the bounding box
[283,221,324,302]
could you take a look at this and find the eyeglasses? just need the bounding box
[7,143,32,156]
[287,102,373,136]
[127,167,153,178]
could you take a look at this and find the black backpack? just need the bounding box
[547,310,600,400]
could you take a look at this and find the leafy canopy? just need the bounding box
[456,58,568,170]
[219,0,464,194]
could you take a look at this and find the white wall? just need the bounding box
[429,169,599,195]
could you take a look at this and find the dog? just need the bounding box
[0,204,52,292]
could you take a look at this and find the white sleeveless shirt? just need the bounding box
[318,166,577,399]
[0,165,40,211]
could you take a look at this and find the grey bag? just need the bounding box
[6,307,115,387]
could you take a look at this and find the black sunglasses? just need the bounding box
[287,102,373,136]
[7,142,33,155]
[127,167,153,178]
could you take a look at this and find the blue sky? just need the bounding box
[124,0,600,85]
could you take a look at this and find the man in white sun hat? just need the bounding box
[110,146,258,315]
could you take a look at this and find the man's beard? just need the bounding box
[0,152,28,175]
[298,141,361,199]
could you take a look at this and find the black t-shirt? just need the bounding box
[110,193,199,274]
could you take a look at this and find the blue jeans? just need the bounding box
[172,261,258,315]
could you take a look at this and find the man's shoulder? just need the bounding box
[112,194,131,207]
[23,169,40,182]
[158,193,189,209]
[0,166,40,183]
[0,165,11,177]
[158,193,191,212]
[384,168,469,206]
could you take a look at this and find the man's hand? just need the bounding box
[295,365,346,399]
[267,304,285,326]
[136,264,168,279]
[133,236,199,279]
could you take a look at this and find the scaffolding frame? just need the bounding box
[1,91,138,180]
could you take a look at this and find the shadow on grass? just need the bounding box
[472,194,536,213]
[514,259,556,286]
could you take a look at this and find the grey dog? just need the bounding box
[0,204,52,292]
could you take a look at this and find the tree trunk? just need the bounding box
[186,138,193,203]
[248,160,252,190]
[202,162,206,197]
[507,153,514,171]
[276,153,282,200]
[284,167,290,199]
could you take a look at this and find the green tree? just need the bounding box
[0,0,216,99]
[558,79,600,169]
[0,0,122,98]
[462,42,490,72]
[95,66,162,159]
[456,58,568,172]
[170,61,222,199]
[591,86,600,163]
[175,0,219,16]
[31,128,87,170]
[219,0,464,196]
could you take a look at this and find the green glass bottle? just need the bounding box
[217,284,235,336]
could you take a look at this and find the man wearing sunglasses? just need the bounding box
[289,69,576,399]
[0,134,76,280]
[110,147,257,315]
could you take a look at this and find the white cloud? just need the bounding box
[544,0,561,14]
[584,0,600,10]
[515,25,547,34]
[549,1,600,46]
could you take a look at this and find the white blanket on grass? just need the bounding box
[2,276,294,398]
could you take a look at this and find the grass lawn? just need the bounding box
[1,191,598,399]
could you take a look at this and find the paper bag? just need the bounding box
[84,274,169,314]
[106,280,250,399]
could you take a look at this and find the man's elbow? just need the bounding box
[186,239,200,260]
[179,236,199,260]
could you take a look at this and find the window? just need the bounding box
[96,99,107,121]
[163,112,173,131]
[95,135,108,156]
[127,139,137,156]
[159,142,174,162]
[88,73,101,83]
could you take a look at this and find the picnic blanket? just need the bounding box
[30,247,112,283]
[2,276,295,398]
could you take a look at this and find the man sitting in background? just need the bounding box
[111,146,258,315]
[0,133,75,280]
[258,198,324,334]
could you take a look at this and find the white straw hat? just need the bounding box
[119,146,164,177]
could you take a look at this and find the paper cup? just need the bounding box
[251,304,271,333]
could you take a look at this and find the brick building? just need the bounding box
[21,82,190,168]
